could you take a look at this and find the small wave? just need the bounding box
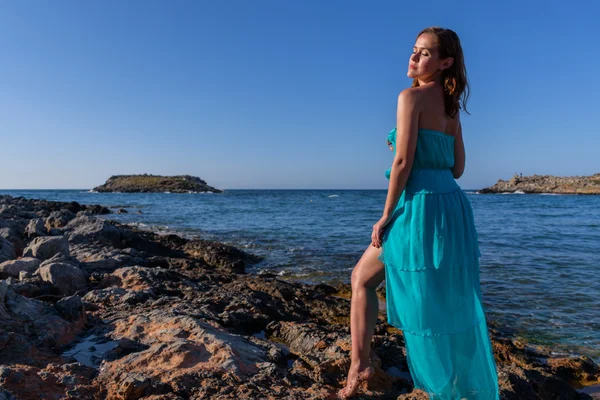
[540,193,561,196]
[83,190,98,193]
[328,194,339,198]
[164,191,171,194]
[501,190,525,195]
[286,247,305,253]
[126,222,148,227]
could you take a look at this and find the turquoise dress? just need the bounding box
[379,128,499,399]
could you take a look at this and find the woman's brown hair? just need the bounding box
[412,27,470,118]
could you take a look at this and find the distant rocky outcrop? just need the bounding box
[479,173,600,194]
[92,174,222,193]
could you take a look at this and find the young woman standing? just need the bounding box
[338,27,500,399]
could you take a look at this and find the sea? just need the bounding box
[1,188,598,363]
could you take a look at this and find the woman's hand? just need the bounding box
[371,214,392,248]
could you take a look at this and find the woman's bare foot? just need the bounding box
[337,364,375,399]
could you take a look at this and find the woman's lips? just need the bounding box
[409,64,417,70]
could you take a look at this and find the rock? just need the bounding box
[92,174,222,194]
[106,266,176,291]
[0,258,41,279]
[0,228,25,258]
[69,244,142,273]
[183,239,261,273]
[38,262,87,296]
[55,295,85,322]
[117,208,128,214]
[24,218,46,239]
[86,205,111,215]
[64,216,121,247]
[480,172,600,194]
[0,363,97,400]
[44,209,76,230]
[82,287,127,307]
[0,237,15,263]
[22,235,70,261]
[96,311,274,397]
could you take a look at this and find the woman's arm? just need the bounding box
[452,120,466,179]
[372,89,420,248]
[383,90,420,216]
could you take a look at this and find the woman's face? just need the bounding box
[407,33,449,80]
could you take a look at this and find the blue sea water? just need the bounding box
[1,189,599,362]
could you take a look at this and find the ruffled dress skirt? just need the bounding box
[379,129,499,399]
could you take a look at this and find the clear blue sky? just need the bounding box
[1,0,598,190]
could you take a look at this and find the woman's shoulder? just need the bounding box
[397,85,434,108]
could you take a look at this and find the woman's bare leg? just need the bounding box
[338,244,385,398]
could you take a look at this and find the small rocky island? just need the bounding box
[479,173,600,195]
[92,174,222,193]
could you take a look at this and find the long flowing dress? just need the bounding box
[378,127,500,399]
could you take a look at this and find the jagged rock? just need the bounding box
[0,258,41,279]
[92,174,222,194]
[44,209,76,230]
[24,218,46,239]
[22,235,70,261]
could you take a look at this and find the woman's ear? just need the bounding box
[441,57,454,70]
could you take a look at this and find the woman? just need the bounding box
[338,27,499,399]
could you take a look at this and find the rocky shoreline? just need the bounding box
[479,173,600,195]
[0,194,598,399]
[92,174,222,193]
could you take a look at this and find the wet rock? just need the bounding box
[0,281,86,364]
[0,257,41,279]
[117,208,128,214]
[86,205,112,215]
[183,239,261,273]
[22,235,70,261]
[24,218,46,239]
[38,262,87,296]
